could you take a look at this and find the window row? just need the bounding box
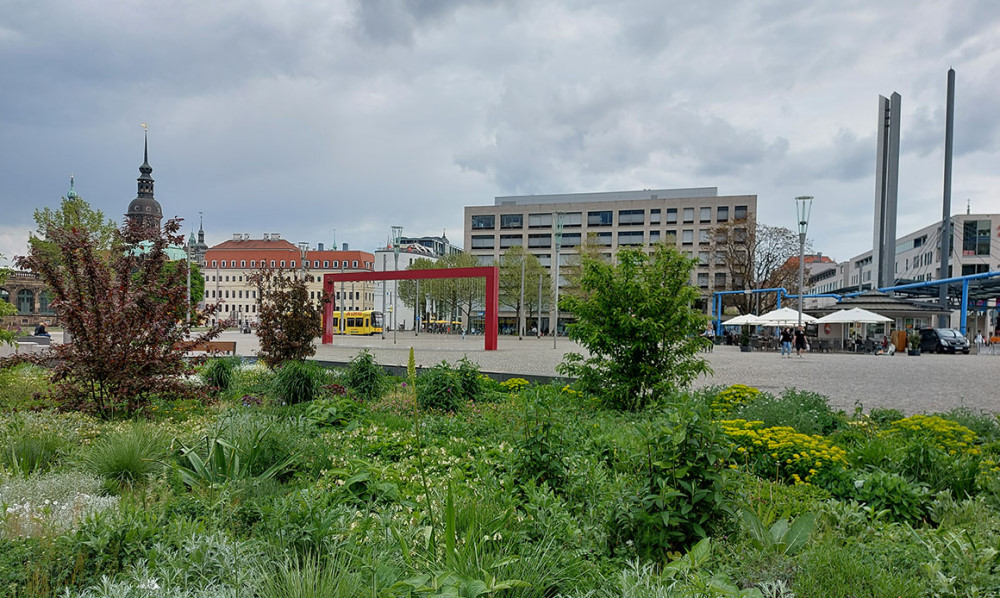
[471,205,748,229]
[471,228,713,249]
[209,259,369,269]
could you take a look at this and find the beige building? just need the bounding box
[464,188,756,331]
[202,234,376,327]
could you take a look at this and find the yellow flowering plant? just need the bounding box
[711,385,762,416]
[720,419,848,485]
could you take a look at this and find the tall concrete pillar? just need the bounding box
[873,92,901,290]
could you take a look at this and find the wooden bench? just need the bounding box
[174,340,237,355]
[16,335,51,346]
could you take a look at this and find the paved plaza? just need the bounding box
[8,331,997,415]
[216,330,998,416]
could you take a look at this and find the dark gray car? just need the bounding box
[919,328,970,354]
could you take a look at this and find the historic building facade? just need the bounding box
[202,234,376,327]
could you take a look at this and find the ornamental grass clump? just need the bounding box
[200,356,241,393]
[82,422,171,491]
[721,419,848,485]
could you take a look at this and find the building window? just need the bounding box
[250,260,256,268]
[528,213,552,228]
[476,255,494,265]
[270,260,276,267]
[562,212,583,227]
[313,260,319,267]
[618,231,643,246]
[735,205,748,220]
[212,260,217,268]
[963,220,991,256]
[649,230,661,244]
[587,210,613,226]
[499,235,523,249]
[698,251,710,265]
[527,234,551,248]
[352,261,358,268]
[290,261,295,268]
[594,232,612,246]
[471,235,495,249]
[618,209,644,225]
[717,206,729,222]
[500,213,523,229]
[332,261,338,268]
[16,289,34,314]
[714,273,726,289]
[697,273,709,288]
[666,208,677,224]
[471,214,495,230]
[700,207,712,222]
[561,232,581,247]
[650,209,661,224]
[699,230,711,244]
[682,230,694,245]
[535,254,551,267]
[683,208,694,223]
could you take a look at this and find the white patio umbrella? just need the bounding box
[816,308,892,350]
[723,313,768,326]
[757,306,818,326]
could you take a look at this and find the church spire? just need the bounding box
[125,124,162,234]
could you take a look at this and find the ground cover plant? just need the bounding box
[5,356,1000,596]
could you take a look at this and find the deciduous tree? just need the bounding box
[6,218,223,418]
[250,268,326,367]
[557,245,711,411]
[711,221,807,314]
[498,246,548,336]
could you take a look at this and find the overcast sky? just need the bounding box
[2,0,999,267]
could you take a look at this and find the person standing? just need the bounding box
[794,327,807,358]
[975,331,984,355]
[780,327,793,358]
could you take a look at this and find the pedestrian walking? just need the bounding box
[975,332,984,355]
[794,327,807,358]
[780,328,793,358]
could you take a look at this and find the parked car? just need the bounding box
[919,328,970,354]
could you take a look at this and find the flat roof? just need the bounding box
[494,187,718,206]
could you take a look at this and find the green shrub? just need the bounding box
[0,363,54,411]
[499,377,529,394]
[456,357,483,402]
[273,360,328,405]
[417,361,464,413]
[850,470,929,524]
[82,422,170,490]
[305,397,362,428]
[721,419,849,485]
[732,389,846,436]
[344,349,385,402]
[617,398,733,556]
[866,407,905,428]
[200,356,241,392]
[514,394,565,491]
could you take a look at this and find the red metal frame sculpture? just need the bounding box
[322,266,499,350]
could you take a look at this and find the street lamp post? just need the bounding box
[795,196,814,329]
[391,225,403,344]
[552,212,564,349]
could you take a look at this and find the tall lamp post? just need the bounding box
[552,212,564,349]
[391,225,403,344]
[795,195,814,329]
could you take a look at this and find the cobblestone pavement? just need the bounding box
[215,331,999,416]
[11,331,995,416]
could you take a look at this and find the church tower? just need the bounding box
[124,130,163,234]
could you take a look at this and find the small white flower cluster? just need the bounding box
[1,471,118,538]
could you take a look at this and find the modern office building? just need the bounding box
[202,234,375,327]
[464,187,757,331]
[808,213,1000,329]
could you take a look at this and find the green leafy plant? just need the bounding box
[740,509,816,556]
[732,388,846,436]
[557,245,711,411]
[626,398,733,556]
[514,395,566,491]
[417,361,464,413]
[273,360,328,405]
[174,429,297,490]
[304,396,361,428]
[456,357,483,403]
[344,349,385,402]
